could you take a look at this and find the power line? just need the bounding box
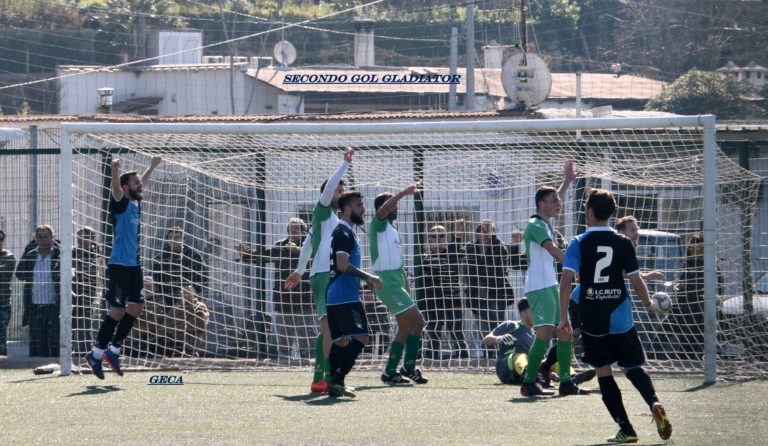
[0,0,388,92]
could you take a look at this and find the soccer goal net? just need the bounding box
[59,117,765,380]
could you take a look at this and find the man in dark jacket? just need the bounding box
[15,225,61,357]
[0,229,17,356]
[152,227,208,305]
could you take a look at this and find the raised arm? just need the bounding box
[557,160,576,205]
[376,182,420,220]
[141,156,162,189]
[111,158,123,201]
[319,148,353,207]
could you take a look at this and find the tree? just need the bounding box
[645,69,760,119]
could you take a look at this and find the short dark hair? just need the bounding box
[338,190,363,211]
[586,189,616,222]
[615,215,637,232]
[535,186,557,210]
[320,178,345,193]
[165,226,183,239]
[120,171,139,187]
[374,192,392,212]
[517,298,530,313]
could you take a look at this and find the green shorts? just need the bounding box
[310,272,330,319]
[526,285,561,327]
[374,269,415,316]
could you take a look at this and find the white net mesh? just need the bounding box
[63,119,766,377]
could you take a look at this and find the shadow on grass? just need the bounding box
[684,381,716,392]
[275,393,328,402]
[574,443,665,446]
[304,397,355,406]
[66,385,123,397]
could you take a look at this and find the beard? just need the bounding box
[128,188,142,201]
[351,212,365,225]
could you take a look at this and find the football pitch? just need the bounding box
[1,369,766,445]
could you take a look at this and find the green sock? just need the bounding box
[402,334,422,372]
[523,338,549,384]
[313,334,324,383]
[385,340,405,376]
[557,340,573,384]
[323,355,331,384]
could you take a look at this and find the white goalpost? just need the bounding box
[58,116,764,383]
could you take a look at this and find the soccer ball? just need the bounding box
[652,292,673,314]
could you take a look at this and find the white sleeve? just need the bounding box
[318,160,349,207]
[294,232,313,275]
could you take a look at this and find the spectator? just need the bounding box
[462,219,516,356]
[240,218,315,360]
[416,224,467,359]
[72,226,101,355]
[131,276,166,357]
[15,225,61,357]
[0,229,16,356]
[156,284,209,356]
[152,226,208,306]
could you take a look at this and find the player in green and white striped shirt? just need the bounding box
[285,148,353,393]
[370,182,428,384]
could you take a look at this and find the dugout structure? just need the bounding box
[58,116,764,383]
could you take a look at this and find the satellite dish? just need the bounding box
[273,40,297,66]
[501,53,552,108]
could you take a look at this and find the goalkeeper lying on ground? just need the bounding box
[483,298,595,387]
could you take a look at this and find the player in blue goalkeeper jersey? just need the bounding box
[326,191,383,398]
[559,189,672,444]
[86,156,161,380]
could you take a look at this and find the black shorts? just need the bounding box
[581,327,645,369]
[327,301,369,341]
[106,264,144,308]
[495,352,523,385]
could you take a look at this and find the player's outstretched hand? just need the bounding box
[111,158,120,170]
[366,275,383,289]
[403,181,421,196]
[150,156,162,169]
[284,271,301,290]
[557,320,572,337]
[563,159,576,184]
[645,299,661,314]
[496,333,516,346]
[344,147,355,163]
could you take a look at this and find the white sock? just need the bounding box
[109,345,121,355]
[91,346,105,358]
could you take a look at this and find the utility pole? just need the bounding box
[449,27,458,111]
[465,0,475,110]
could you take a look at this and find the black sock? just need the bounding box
[329,343,344,384]
[541,342,558,372]
[95,315,119,350]
[339,339,365,377]
[625,367,659,410]
[598,375,635,435]
[111,314,137,348]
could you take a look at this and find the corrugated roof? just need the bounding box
[249,67,665,100]
[57,63,665,100]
